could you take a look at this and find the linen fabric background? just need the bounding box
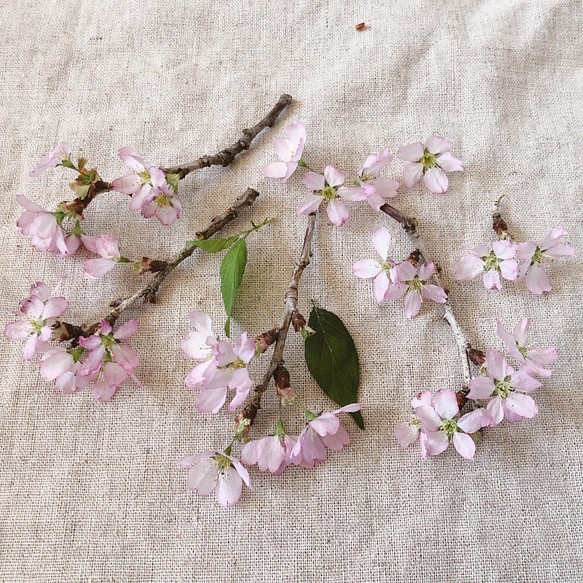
[0,1,582,581]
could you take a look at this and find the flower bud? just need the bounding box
[136,257,168,275]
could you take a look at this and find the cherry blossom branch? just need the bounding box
[237,212,318,427]
[58,188,260,340]
[64,94,292,214]
[380,202,473,388]
[162,94,293,177]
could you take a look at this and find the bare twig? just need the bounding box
[380,202,473,388]
[237,212,318,427]
[58,188,259,340]
[162,94,293,177]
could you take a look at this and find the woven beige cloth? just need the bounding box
[1,1,582,581]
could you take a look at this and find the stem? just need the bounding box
[60,188,259,339]
[237,212,317,426]
[380,202,472,388]
[65,94,293,213]
[162,94,293,177]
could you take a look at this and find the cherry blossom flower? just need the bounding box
[298,165,355,227]
[4,282,68,360]
[414,389,491,459]
[40,350,95,394]
[263,121,306,182]
[77,319,141,401]
[82,234,125,279]
[353,227,397,302]
[181,311,256,413]
[29,141,71,177]
[396,136,463,194]
[385,261,447,318]
[111,147,181,225]
[337,149,399,211]
[496,318,559,377]
[289,404,360,469]
[394,391,432,455]
[467,349,541,426]
[241,424,297,475]
[16,195,81,256]
[453,241,519,290]
[179,450,251,507]
[516,228,575,295]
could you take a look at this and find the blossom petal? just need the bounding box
[373,272,390,303]
[4,321,33,341]
[453,254,484,280]
[297,194,323,216]
[394,422,420,448]
[302,171,325,191]
[505,393,538,419]
[263,161,288,179]
[323,165,345,187]
[425,136,452,154]
[372,227,391,261]
[458,408,491,433]
[402,162,423,187]
[112,174,142,195]
[353,259,382,279]
[436,152,464,172]
[452,433,475,460]
[114,319,140,340]
[467,376,495,400]
[404,290,422,319]
[425,431,449,456]
[483,269,501,290]
[421,284,447,303]
[423,168,448,194]
[84,258,116,280]
[118,147,146,173]
[525,265,552,295]
[216,468,243,507]
[397,142,424,162]
[195,387,227,414]
[414,406,442,432]
[432,388,459,419]
[486,349,508,381]
[511,370,542,393]
[326,200,349,227]
[486,397,504,426]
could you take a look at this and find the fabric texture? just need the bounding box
[0,1,582,581]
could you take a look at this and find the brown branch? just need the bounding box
[380,202,473,388]
[63,94,293,214]
[58,188,259,340]
[236,212,317,428]
[162,94,293,177]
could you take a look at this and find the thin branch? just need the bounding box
[57,188,259,340]
[380,202,473,388]
[237,212,318,426]
[162,94,293,177]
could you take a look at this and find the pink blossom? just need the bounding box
[263,122,306,182]
[496,318,559,377]
[396,136,463,194]
[290,404,360,469]
[4,282,69,360]
[337,149,399,211]
[516,228,575,295]
[353,227,397,302]
[241,429,296,475]
[298,165,352,227]
[384,261,447,318]
[77,319,141,401]
[414,389,491,459]
[394,391,432,456]
[467,349,542,426]
[29,141,71,177]
[111,148,181,225]
[16,195,80,256]
[453,241,519,290]
[81,234,124,279]
[181,311,256,413]
[179,450,251,507]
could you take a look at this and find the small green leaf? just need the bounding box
[220,238,248,336]
[305,307,363,429]
[75,184,91,199]
[186,235,239,253]
[166,173,180,194]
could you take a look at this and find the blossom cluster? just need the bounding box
[264,124,464,227]
[17,143,182,281]
[353,227,447,318]
[5,282,141,401]
[453,228,574,295]
[395,317,558,459]
[179,404,360,507]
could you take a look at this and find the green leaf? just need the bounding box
[305,307,363,429]
[75,184,91,199]
[186,235,239,253]
[219,238,248,336]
